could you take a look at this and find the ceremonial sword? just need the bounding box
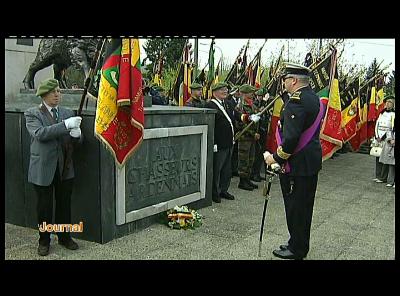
[258,152,282,258]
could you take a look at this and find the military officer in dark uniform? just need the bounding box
[264,63,323,260]
[237,84,261,191]
[185,83,206,107]
[251,87,270,182]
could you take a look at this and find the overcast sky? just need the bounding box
[140,38,395,73]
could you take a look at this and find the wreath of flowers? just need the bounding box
[167,205,203,230]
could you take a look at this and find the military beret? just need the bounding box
[36,78,59,97]
[190,82,203,90]
[255,88,267,96]
[281,62,311,77]
[239,84,257,94]
[211,82,229,91]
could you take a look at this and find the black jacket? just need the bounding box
[273,86,322,176]
[206,99,241,149]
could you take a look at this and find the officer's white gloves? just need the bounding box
[263,151,272,161]
[262,93,270,101]
[263,151,281,171]
[64,116,82,129]
[69,127,81,138]
[250,114,260,122]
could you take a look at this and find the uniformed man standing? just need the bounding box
[264,63,323,260]
[185,83,206,107]
[237,84,261,191]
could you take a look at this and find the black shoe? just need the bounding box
[238,179,254,191]
[248,180,259,189]
[220,192,235,200]
[58,238,79,250]
[212,196,221,203]
[272,248,303,260]
[280,244,289,250]
[250,175,261,182]
[37,244,50,256]
[232,171,239,177]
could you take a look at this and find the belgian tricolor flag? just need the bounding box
[173,62,183,102]
[172,40,192,106]
[375,75,385,114]
[340,77,359,143]
[265,91,284,153]
[349,79,368,151]
[367,79,377,139]
[265,75,284,153]
[319,49,343,160]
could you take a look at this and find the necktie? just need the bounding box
[51,108,58,122]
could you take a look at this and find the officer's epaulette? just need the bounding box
[290,91,301,102]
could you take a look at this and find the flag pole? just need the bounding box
[234,95,279,142]
[194,38,199,79]
[78,38,106,116]
[309,39,344,71]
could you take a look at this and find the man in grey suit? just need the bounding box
[24,78,83,256]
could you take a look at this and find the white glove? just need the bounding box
[64,116,82,129]
[249,114,260,123]
[263,151,271,160]
[262,93,270,101]
[69,127,81,138]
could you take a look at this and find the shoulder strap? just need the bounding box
[211,99,235,143]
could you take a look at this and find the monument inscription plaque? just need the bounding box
[116,125,208,225]
[125,134,201,211]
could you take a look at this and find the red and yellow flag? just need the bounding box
[375,75,385,114]
[95,38,144,166]
[265,94,284,153]
[349,79,368,151]
[340,77,359,143]
[320,50,343,160]
[366,80,377,139]
[255,64,262,89]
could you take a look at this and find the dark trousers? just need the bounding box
[375,157,389,181]
[252,132,266,177]
[279,174,318,258]
[33,167,74,246]
[213,146,233,197]
[231,140,239,174]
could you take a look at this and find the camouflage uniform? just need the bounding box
[237,97,259,179]
[185,96,206,108]
[251,90,271,180]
